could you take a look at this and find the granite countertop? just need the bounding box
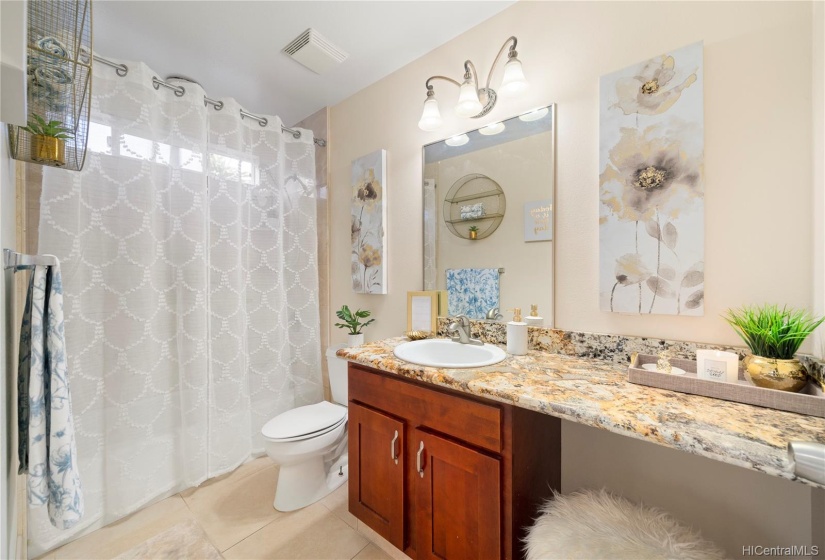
[338,337,825,489]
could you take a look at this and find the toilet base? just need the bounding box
[274,455,349,512]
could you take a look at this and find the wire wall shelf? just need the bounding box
[8,0,92,171]
[443,173,506,240]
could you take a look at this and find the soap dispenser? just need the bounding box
[525,304,544,327]
[506,308,528,356]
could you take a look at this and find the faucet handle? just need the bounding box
[447,315,472,344]
[486,307,503,320]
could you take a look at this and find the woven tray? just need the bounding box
[629,354,825,418]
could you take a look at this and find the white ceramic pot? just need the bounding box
[348,333,364,347]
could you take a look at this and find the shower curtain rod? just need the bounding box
[93,55,328,148]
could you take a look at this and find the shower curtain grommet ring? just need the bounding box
[152,76,186,97]
[116,64,128,77]
[259,118,268,127]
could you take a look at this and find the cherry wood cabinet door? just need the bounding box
[414,429,501,560]
[348,402,405,549]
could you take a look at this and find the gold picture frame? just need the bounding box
[407,291,439,333]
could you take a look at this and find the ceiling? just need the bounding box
[93,1,516,126]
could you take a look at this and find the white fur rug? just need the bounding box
[524,489,726,560]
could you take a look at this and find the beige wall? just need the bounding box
[425,131,554,322]
[1,129,17,560]
[330,1,815,347]
[0,10,25,556]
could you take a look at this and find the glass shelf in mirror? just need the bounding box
[444,213,504,225]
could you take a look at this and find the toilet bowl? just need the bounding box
[262,344,349,512]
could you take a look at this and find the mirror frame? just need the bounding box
[421,103,557,327]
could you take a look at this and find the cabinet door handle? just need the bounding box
[416,441,425,478]
[390,430,399,464]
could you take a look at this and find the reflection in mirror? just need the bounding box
[423,105,555,324]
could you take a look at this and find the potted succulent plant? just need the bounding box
[724,304,824,392]
[22,114,73,167]
[335,304,375,347]
[468,225,479,240]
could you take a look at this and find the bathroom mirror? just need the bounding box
[423,105,555,324]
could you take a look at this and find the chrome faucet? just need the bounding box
[447,315,483,346]
[486,307,504,321]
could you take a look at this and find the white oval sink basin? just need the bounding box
[393,339,506,368]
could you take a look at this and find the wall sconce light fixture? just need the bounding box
[418,36,528,132]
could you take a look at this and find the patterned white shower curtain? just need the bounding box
[31,59,323,556]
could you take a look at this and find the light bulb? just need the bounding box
[418,96,443,131]
[500,56,528,97]
[478,122,505,136]
[445,134,469,147]
[455,79,483,117]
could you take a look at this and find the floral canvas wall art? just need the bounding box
[352,149,387,294]
[599,42,704,315]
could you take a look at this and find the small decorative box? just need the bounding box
[629,354,825,418]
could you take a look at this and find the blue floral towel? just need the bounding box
[18,263,84,529]
[446,268,500,320]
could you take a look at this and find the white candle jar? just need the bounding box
[696,350,740,383]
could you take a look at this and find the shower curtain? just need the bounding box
[29,59,323,555]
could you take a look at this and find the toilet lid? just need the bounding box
[262,401,347,441]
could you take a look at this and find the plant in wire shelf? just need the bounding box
[724,304,824,392]
[22,113,74,166]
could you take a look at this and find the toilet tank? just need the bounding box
[326,344,349,406]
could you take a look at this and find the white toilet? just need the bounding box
[262,344,349,512]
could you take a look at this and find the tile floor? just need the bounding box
[41,458,407,560]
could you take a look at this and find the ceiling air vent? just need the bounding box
[283,28,348,74]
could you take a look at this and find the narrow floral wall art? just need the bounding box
[599,42,704,315]
[351,149,387,294]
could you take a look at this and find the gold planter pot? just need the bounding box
[31,135,66,167]
[469,230,478,240]
[743,355,808,392]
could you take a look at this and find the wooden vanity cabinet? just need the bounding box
[348,363,561,560]
[348,402,406,548]
[414,428,502,559]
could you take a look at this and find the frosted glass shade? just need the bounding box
[455,80,483,117]
[500,57,528,97]
[418,97,443,131]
